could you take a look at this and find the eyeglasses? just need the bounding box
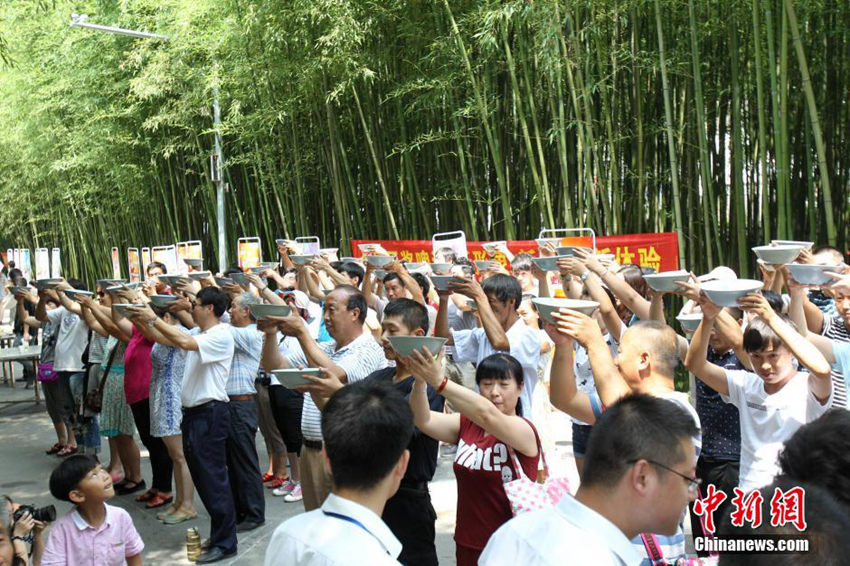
[630,459,702,494]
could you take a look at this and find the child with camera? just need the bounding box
[40,455,144,566]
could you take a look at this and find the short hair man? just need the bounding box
[264,381,412,566]
[222,292,266,530]
[480,394,699,566]
[260,285,387,511]
[435,273,541,416]
[364,299,445,565]
[133,286,238,563]
[547,315,701,563]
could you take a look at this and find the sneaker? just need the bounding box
[283,483,303,503]
[272,480,296,497]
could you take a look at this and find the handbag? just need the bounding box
[36,362,58,383]
[503,426,571,516]
[84,342,119,414]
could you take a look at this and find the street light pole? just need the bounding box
[69,14,228,271]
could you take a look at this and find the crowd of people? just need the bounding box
[1,236,849,565]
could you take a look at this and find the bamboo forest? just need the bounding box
[0,0,847,281]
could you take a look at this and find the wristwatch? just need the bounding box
[580,270,591,282]
[146,318,157,328]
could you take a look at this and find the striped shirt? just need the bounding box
[284,332,387,441]
[821,315,849,409]
[226,324,263,396]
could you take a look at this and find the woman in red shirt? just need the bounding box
[406,351,539,566]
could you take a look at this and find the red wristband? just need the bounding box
[436,376,449,394]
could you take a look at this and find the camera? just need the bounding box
[13,504,56,524]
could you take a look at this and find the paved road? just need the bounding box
[0,375,579,565]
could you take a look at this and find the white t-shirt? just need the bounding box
[452,318,541,418]
[181,323,235,408]
[46,306,89,372]
[722,369,832,491]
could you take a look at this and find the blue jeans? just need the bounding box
[67,371,101,454]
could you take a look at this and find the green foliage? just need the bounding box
[0,0,847,283]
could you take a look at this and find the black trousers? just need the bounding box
[130,398,173,493]
[268,384,304,453]
[182,401,237,553]
[226,399,265,524]
[382,483,438,566]
[689,456,740,555]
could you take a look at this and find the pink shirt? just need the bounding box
[41,503,144,566]
[123,326,154,405]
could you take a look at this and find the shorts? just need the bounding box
[269,384,304,454]
[572,422,594,458]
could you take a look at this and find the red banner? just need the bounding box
[351,232,679,272]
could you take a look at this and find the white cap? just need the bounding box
[697,266,737,283]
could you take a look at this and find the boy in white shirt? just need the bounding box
[685,291,832,492]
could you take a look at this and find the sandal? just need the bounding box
[45,443,62,455]
[146,493,174,509]
[261,472,275,483]
[135,489,157,503]
[157,506,178,520]
[162,511,198,525]
[57,445,78,457]
[266,476,289,489]
[115,479,147,496]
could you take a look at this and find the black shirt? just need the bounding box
[697,347,743,461]
[365,367,445,482]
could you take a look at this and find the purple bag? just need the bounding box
[37,363,58,383]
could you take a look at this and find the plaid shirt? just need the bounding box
[226,324,263,396]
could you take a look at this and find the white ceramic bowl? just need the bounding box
[214,276,233,287]
[430,275,465,292]
[64,289,94,299]
[531,255,570,273]
[188,271,212,280]
[643,270,691,293]
[429,263,452,274]
[35,278,63,289]
[532,298,599,324]
[555,246,593,257]
[97,279,126,288]
[229,272,249,286]
[701,279,764,307]
[771,240,814,251]
[535,238,560,249]
[365,255,395,267]
[150,295,178,308]
[289,254,316,266]
[184,258,204,268]
[474,260,498,272]
[157,274,188,287]
[249,304,292,320]
[752,245,803,265]
[785,263,840,286]
[271,368,320,389]
[112,304,144,318]
[405,262,424,271]
[676,313,704,333]
[386,336,448,357]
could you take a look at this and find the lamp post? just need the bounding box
[69,13,229,271]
